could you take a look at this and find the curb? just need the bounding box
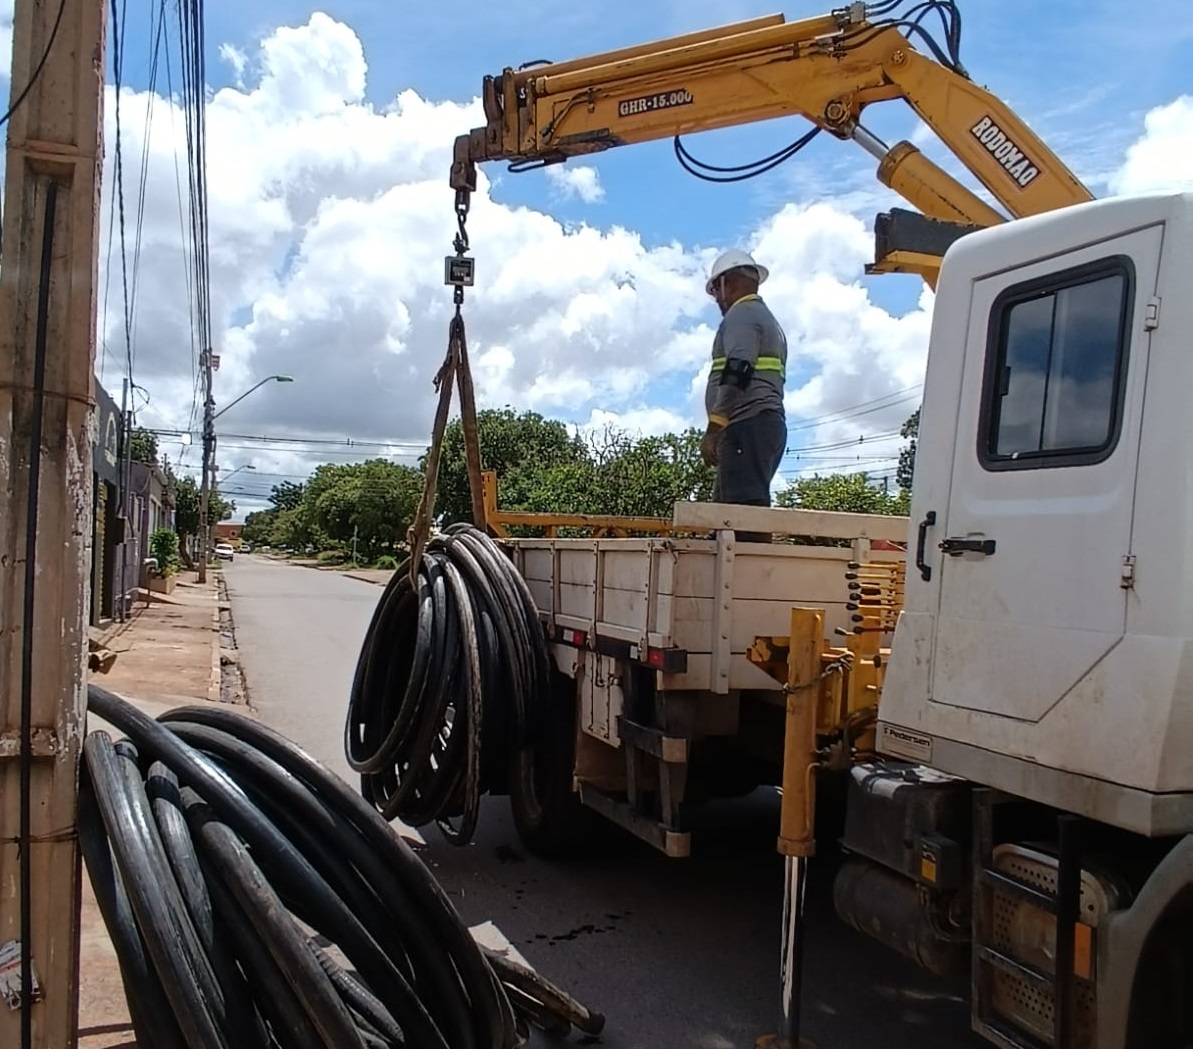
[209,577,221,704]
[343,571,393,587]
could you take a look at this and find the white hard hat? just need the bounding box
[705,248,768,294]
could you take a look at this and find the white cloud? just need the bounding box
[80,17,1193,518]
[89,13,997,512]
[1110,95,1193,195]
[545,163,606,203]
[218,43,248,86]
[0,0,13,82]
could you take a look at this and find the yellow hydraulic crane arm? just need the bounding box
[449,5,1093,284]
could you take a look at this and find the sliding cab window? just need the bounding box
[981,258,1134,470]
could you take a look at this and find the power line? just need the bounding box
[787,385,921,432]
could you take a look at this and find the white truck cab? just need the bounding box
[881,192,1193,836]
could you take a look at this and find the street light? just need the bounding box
[200,376,293,582]
[219,464,256,483]
[213,374,294,421]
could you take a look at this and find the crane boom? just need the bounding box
[449,4,1094,283]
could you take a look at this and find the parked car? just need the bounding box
[214,543,235,561]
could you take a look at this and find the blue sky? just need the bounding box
[3,0,1191,512]
[109,0,1193,328]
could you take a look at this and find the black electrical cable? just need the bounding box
[344,524,552,848]
[83,685,602,1046]
[668,0,966,187]
[674,126,822,184]
[17,177,57,1049]
[0,0,67,129]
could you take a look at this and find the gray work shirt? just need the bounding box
[704,294,788,427]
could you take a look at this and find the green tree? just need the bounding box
[896,408,920,492]
[776,472,905,515]
[148,528,180,576]
[303,459,422,559]
[270,480,306,511]
[211,489,235,523]
[425,409,587,525]
[129,427,159,464]
[586,427,715,517]
[242,509,276,546]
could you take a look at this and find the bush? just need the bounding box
[148,528,181,576]
[373,555,399,570]
[317,549,346,564]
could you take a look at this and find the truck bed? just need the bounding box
[511,519,905,697]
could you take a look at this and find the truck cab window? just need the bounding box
[982,260,1133,469]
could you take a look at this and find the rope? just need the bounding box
[407,311,486,584]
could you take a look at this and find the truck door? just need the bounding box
[928,226,1162,720]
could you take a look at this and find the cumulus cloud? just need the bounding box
[98,14,1193,512]
[89,13,945,510]
[545,164,606,203]
[1110,95,1193,195]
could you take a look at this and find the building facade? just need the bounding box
[90,379,124,626]
[127,460,176,588]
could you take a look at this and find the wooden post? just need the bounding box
[0,1,107,1047]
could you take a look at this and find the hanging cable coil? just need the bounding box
[345,524,552,847]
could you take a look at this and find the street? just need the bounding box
[225,555,986,1049]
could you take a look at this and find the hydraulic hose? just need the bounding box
[84,684,605,1048]
[344,524,552,846]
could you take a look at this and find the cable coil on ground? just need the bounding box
[83,684,603,1048]
[344,524,552,846]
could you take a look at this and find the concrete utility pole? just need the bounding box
[0,2,107,1049]
[197,349,214,583]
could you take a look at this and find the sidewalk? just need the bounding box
[79,570,239,1049]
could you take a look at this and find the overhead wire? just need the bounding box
[127,0,167,368]
[109,0,137,400]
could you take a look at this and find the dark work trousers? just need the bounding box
[713,409,787,543]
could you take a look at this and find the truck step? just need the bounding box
[577,783,691,858]
[616,716,689,763]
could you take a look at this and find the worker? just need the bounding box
[699,249,788,530]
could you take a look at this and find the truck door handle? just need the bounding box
[915,511,937,581]
[939,537,996,557]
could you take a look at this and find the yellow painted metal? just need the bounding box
[482,470,686,537]
[747,558,904,763]
[866,248,944,287]
[523,12,787,81]
[455,6,1095,286]
[528,15,845,99]
[877,141,1004,226]
[778,608,824,859]
[883,47,1093,220]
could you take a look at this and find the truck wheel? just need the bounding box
[1126,895,1193,1048]
[508,672,588,860]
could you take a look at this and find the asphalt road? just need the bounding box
[224,555,987,1049]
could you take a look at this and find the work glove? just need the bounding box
[700,425,721,467]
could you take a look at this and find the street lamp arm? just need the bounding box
[213,375,292,420]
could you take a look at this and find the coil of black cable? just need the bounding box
[344,523,552,846]
[83,684,604,1048]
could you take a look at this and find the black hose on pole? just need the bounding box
[83,684,604,1047]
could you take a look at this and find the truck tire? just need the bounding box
[508,671,588,860]
[1126,893,1193,1049]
